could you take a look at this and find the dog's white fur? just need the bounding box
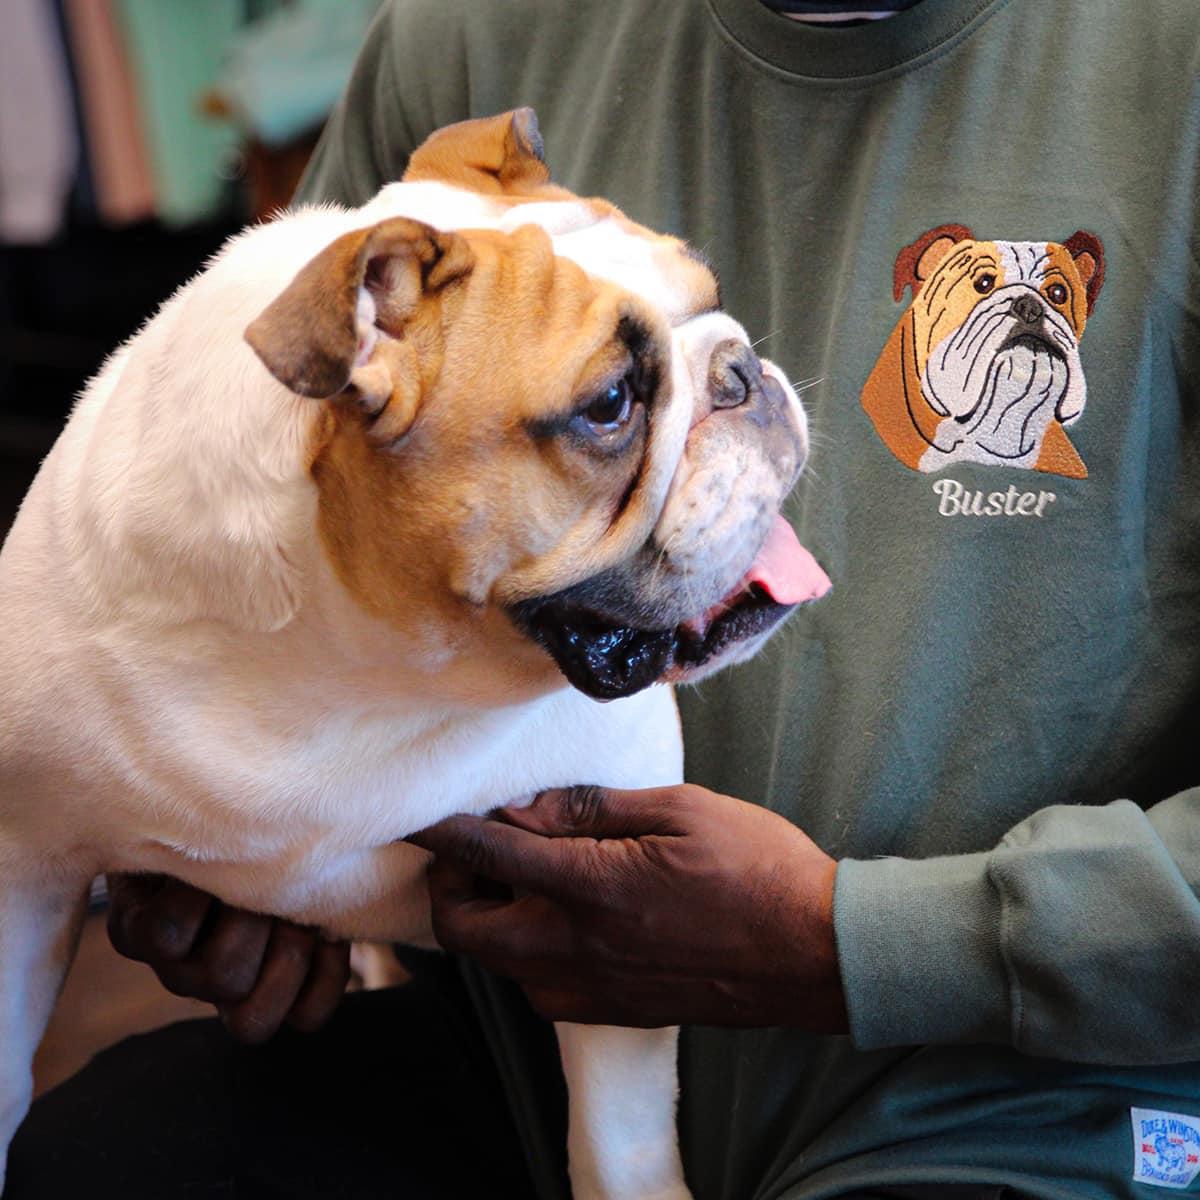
[0,130,808,1199]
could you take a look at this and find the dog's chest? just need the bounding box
[100,678,681,933]
[107,674,680,862]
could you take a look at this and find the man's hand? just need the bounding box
[106,874,351,1042]
[408,784,848,1031]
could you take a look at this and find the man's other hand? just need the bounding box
[106,874,351,1042]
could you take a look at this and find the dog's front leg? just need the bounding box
[556,1022,692,1200]
[0,867,89,1194]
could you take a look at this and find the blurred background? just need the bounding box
[0,0,381,523]
[0,0,383,1094]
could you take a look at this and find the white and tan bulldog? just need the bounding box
[861,223,1105,479]
[0,111,829,1199]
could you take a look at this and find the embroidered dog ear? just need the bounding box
[1062,230,1105,316]
[245,217,473,435]
[402,108,560,198]
[892,223,974,303]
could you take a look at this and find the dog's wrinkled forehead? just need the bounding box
[363,178,720,327]
[364,109,721,325]
[499,202,721,325]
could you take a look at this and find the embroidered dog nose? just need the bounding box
[708,338,762,408]
[1010,292,1044,325]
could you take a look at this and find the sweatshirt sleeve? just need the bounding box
[833,789,1200,1064]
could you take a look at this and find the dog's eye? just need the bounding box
[530,372,645,450]
[580,377,635,434]
[1046,283,1068,305]
[973,273,997,295]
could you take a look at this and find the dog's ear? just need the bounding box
[402,108,555,197]
[893,224,974,303]
[245,217,473,410]
[1062,230,1105,316]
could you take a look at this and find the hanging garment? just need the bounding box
[113,0,242,226]
[61,0,156,228]
[0,0,78,243]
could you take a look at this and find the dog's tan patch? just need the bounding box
[308,224,663,644]
[402,108,571,202]
[401,111,720,324]
[244,109,723,645]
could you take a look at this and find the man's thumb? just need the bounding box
[499,784,689,839]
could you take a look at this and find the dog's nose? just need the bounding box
[707,339,764,409]
[696,337,807,481]
[1010,293,1044,325]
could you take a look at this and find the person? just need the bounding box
[9,0,1200,1196]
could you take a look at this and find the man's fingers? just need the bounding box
[521,980,675,1028]
[152,905,272,1004]
[217,922,319,1043]
[522,984,595,1023]
[191,906,275,1002]
[106,873,215,964]
[286,937,352,1034]
[411,814,615,903]
[426,872,575,970]
[106,873,350,1036]
[499,784,693,840]
[424,849,488,906]
[425,853,525,955]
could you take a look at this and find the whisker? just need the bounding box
[787,375,825,395]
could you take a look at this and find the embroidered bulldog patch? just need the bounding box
[861,224,1104,480]
[1131,1107,1200,1190]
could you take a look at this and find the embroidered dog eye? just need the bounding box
[1046,282,1068,305]
[973,273,996,295]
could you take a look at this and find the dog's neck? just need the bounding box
[37,211,561,716]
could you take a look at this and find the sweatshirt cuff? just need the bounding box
[833,852,1013,1050]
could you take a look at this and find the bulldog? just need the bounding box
[0,110,828,1200]
[861,223,1105,479]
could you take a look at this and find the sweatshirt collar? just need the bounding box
[706,0,1007,80]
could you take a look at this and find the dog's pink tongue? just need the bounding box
[749,515,831,605]
[681,517,830,640]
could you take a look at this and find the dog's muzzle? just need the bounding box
[511,338,828,701]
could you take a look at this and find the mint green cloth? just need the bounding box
[114,0,241,226]
[215,0,381,147]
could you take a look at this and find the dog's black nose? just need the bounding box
[1010,293,1044,325]
[708,339,763,409]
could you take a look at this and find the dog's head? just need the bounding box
[244,111,828,701]
[863,224,1104,477]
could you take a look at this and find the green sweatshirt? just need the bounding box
[296,1,1200,1195]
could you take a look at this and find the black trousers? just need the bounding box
[8,955,1014,1200]
[8,957,548,1200]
